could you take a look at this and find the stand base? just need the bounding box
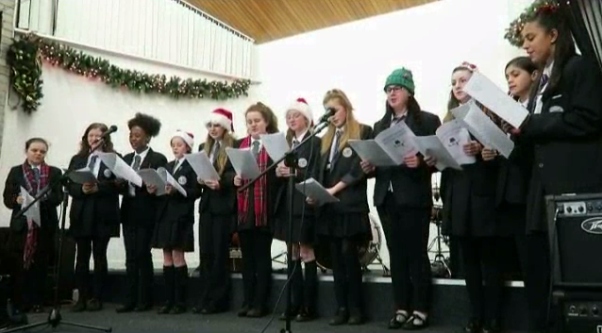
[280,329,292,333]
[2,307,112,333]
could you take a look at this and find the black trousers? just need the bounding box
[14,228,55,308]
[198,213,231,310]
[457,236,504,324]
[327,236,364,314]
[238,228,272,310]
[378,195,432,313]
[515,232,550,331]
[122,224,154,306]
[75,236,110,301]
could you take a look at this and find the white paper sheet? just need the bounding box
[185,152,220,182]
[225,148,261,180]
[348,122,418,167]
[97,152,143,187]
[413,136,463,171]
[19,187,40,227]
[435,120,476,165]
[295,178,339,205]
[451,102,515,158]
[463,71,530,128]
[157,167,187,197]
[137,169,167,196]
[67,167,97,184]
[260,132,290,161]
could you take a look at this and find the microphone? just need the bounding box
[101,125,118,139]
[317,107,336,124]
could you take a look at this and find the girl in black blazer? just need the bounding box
[3,138,62,313]
[150,130,202,315]
[437,63,504,333]
[274,98,321,321]
[505,4,602,331]
[361,69,441,330]
[116,113,167,313]
[192,108,237,314]
[67,123,121,312]
[308,89,373,325]
[232,102,281,318]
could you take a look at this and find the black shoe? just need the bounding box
[157,304,172,314]
[329,308,349,326]
[237,306,249,317]
[388,311,409,329]
[86,299,102,312]
[295,308,316,322]
[463,318,482,333]
[115,304,135,313]
[402,313,429,330]
[31,305,44,313]
[482,319,501,333]
[247,308,266,318]
[71,300,86,312]
[169,305,186,314]
[135,303,152,312]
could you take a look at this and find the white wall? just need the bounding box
[255,0,533,269]
[0,42,259,269]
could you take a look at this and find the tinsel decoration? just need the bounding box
[504,0,560,48]
[7,33,252,114]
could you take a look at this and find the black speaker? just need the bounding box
[546,193,602,288]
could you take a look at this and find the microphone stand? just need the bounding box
[239,119,330,333]
[5,141,112,333]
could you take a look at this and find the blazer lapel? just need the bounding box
[140,148,153,169]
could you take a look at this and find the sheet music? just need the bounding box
[413,136,463,171]
[97,152,143,186]
[436,120,476,165]
[463,71,529,128]
[185,152,220,182]
[67,167,98,184]
[348,122,418,167]
[451,102,515,158]
[225,148,261,180]
[295,178,339,205]
[137,169,167,196]
[260,132,290,161]
[19,187,40,227]
[157,167,187,197]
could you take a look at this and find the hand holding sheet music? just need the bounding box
[67,167,98,184]
[184,152,220,182]
[348,122,418,166]
[225,148,261,180]
[295,178,339,205]
[97,152,143,186]
[137,168,187,196]
[19,187,40,227]
[413,120,474,170]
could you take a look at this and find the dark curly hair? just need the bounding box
[127,113,162,137]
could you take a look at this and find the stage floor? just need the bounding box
[17,304,529,333]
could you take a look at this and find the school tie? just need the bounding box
[538,74,549,93]
[129,155,141,196]
[211,142,220,163]
[32,168,40,193]
[391,115,405,127]
[87,155,98,169]
[291,138,300,149]
[252,140,260,158]
[173,160,181,173]
[330,130,343,165]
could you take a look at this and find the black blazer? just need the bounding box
[67,153,121,239]
[369,111,441,208]
[273,133,321,218]
[155,159,202,226]
[3,165,63,233]
[520,55,602,195]
[197,142,236,216]
[119,148,168,227]
[317,124,373,214]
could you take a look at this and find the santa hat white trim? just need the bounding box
[171,130,194,149]
[206,108,234,132]
[287,98,313,125]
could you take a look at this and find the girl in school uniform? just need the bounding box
[67,123,121,312]
[308,89,373,326]
[193,109,237,314]
[232,102,280,318]
[436,63,505,333]
[116,113,167,313]
[3,138,63,313]
[360,68,441,329]
[151,130,202,314]
[274,98,321,321]
[505,3,602,331]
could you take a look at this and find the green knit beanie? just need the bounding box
[384,68,415,95]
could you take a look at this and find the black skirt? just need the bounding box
[273,214,315,245]
[152,217,194,252]
[315,211,371,241]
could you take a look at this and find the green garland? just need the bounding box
[504,0,560,48]
[7,33,252,114]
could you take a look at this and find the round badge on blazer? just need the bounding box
[298,158,308,168]
[178,176,187,185]
[103,169,112,178]
[342,147,353,158]
[549,105,564,113]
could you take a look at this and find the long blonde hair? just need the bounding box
[320,89,361,155]
[203,131,236,175]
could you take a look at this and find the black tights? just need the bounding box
[328,237,364,314]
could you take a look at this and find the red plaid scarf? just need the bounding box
[21,161,50,269]
[237,136,269,227]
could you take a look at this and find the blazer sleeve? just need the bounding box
[362,122,378,179]
[177,168,202,199]
[45,167,64,207]
[521,57,602,140]
[67,156,86,199]
[220,159,236,189]
[341,125,373,186]
[294,137,321,182]
[3,167,19,210]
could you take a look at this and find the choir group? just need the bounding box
[3,2,602,333]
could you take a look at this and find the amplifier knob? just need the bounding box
[593,306,599,316]
[588,204,594,212]
[569,305,577,313]
[580,306,588,315]
[597,204,602,210]
[567,207,573,213]
[578,206,585,213]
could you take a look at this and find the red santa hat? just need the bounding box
[171,130,194,149]
[458,61,478,72]
[287,98,314,126]
[206,108,234,132]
